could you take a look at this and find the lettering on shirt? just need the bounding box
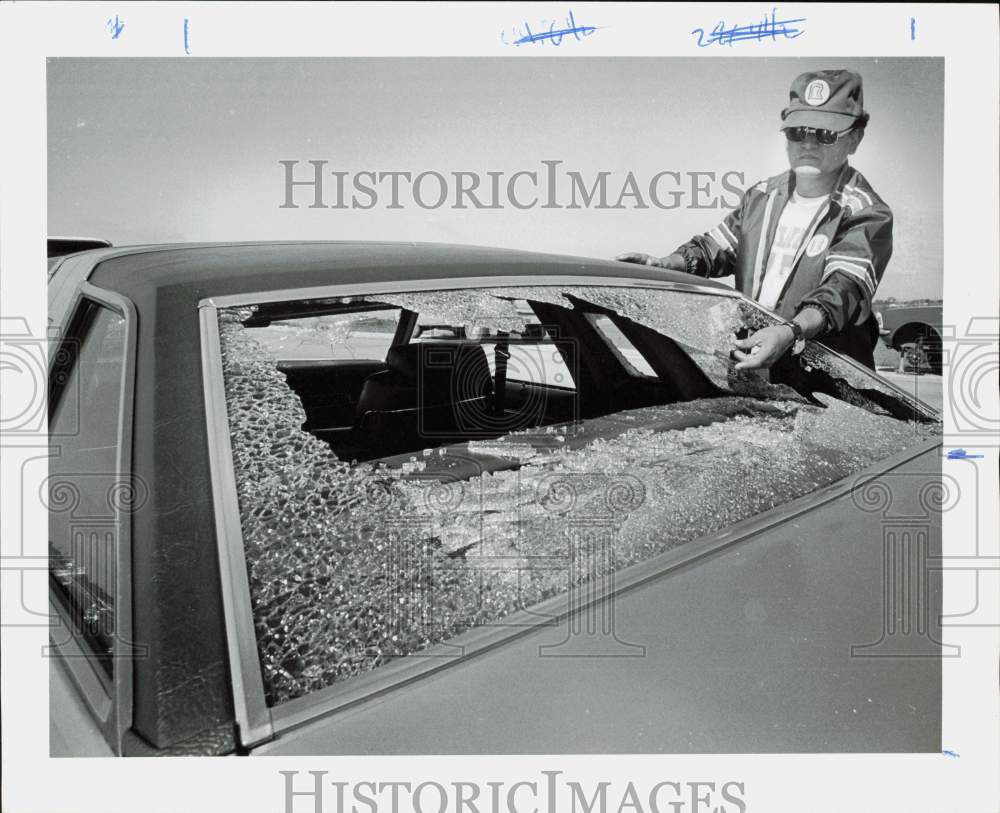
[757,192,828,309]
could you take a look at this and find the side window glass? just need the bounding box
[49,302,127,680]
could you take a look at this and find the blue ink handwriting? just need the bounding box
[911,17,916,40]
[184,18,191,54]
[500,9,598,47]
[106,15,124,39]
[942,749,959,758]
[947,448,984,460]
[692,8,805,47]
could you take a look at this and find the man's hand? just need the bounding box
[732,324,796,370]
[614,252,687,271]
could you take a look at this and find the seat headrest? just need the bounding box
[385,342,492,399]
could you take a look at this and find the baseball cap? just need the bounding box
[780,69,866,131]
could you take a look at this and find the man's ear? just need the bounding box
[848,129,865,155]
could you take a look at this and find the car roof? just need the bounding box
[82,241,730,303]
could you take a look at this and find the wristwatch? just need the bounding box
[787,321,806,355]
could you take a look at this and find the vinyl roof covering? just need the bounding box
[84,241,729,302]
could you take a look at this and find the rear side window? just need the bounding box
[49,302,127,680]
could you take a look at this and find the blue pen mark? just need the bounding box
[500,9,598,47]
[947,448,984,460]
[106,15,124,39]
[692,7,805,47]
[942,749,959,758]
[911,17,916,40]
[183,18,191,54]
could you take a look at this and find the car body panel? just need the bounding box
[50,650,116,757]
[878,305,943,349]
[877,305,944,374]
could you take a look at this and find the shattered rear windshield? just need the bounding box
[217,285,940,705]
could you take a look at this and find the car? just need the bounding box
[877,304,944,374]
[47,236,112,259]
[48,241,943,757]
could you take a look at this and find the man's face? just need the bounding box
[785,127,863,177]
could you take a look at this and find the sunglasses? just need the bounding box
[784,126,857,146]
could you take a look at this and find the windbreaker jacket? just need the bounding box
[673,163,893,368]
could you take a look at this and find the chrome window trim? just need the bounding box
[46,282,137,755]
[197,276,941,747]
[199,303,274,748]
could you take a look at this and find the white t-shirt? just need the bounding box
[756,191,829,310]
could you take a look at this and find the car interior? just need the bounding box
[242,292,931,468]
[246,296,724,463]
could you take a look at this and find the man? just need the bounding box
[617,69,892,371]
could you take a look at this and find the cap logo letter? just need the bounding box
[804,79,831,105]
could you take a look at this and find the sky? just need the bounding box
[47,57,943,300]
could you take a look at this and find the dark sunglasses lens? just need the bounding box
[785,127,841,145]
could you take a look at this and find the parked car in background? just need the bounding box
[47,236,112,259]
[48,241,942,757]
[877,304,944,374]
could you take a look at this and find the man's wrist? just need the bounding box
[663,252,691,272]
[794,306,828,340]
[777,316,814,356]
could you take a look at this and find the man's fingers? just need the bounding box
[734,347,770,367]
[615,252,666,268]
[734,343,778,370]
[732,333,778,369]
